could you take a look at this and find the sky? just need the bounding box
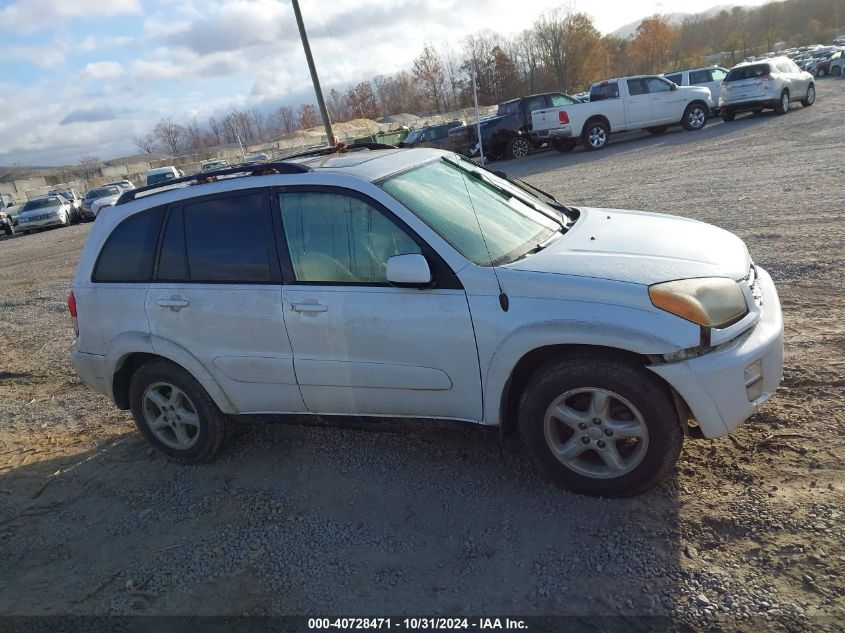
[0,0,770,166]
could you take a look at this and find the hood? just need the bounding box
[504,207,750,285]
[93,194,120,208]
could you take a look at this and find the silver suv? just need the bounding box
[720,57,815,120]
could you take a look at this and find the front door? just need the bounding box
[626,78,652,125]
[276,188,482,420]
[146,190,306,414]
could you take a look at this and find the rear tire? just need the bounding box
[801,84,816,107]
[832,66,842,77]
[682,102,708,131]
[518,352,683,497]
[646,126,668,135]
[775,90,789,115]
[581,120,609,151]
[129,359,232,464]
[721,109,736,122]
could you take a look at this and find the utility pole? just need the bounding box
[291,0,334,146]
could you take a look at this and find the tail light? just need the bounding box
[761,74,773,81]
[67,291,78,336]
[559,111,570,124]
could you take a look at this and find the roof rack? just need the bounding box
[278,141,398,161]
[115,161,311,206]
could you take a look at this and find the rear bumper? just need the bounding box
[649,266,783,438]
[71,349,109,396]
[533,126,574,140]
[720,98,779,112]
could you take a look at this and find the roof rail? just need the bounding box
[279,141,398,161]
[115,161,311,206]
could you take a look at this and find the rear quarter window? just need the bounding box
[92,207,165,282]
[590,82,619,101]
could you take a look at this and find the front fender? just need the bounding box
[106,332,236,414]
[482,320,680,426]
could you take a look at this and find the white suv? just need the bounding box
[70,148,784,497]
[663,66,729,108]
[720,57,815,120]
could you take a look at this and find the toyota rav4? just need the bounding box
[70,148,783,497]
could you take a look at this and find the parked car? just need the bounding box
[200,159,230,172]
[399,121,464,150]
[243,153,269,164]
[69,148,783,498]
[814,51,842,76]
[104,180,136,191]
[146,166,183,186]
[81,186,119,220]
[662,66,729,110]
[16,195,74,232]
[48,189,83,223]
[720,58,815,120]
[0,193,21,236]
[830,54,845,76]
[90,186,123,218]
[448,92,582,160]
[532,75,713,151]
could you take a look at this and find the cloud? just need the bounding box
[8,46,65,69]
[80,61,125,81]
[60,107,118,125]
[0,0,141,32]
[154,0,291,55]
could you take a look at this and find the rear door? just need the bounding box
[145,189,306,414]
[276,187,482,420]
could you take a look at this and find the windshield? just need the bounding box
[403,130,423,144]
[380,158,560,266]
[148,172,176,185]
[22,198,60,211]
[87,187,116,199]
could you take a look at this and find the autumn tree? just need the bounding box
[298,104,320,130]
[412,45,447,114]
[631,16,677,74]
[346,82,379,120]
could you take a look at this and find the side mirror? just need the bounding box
[493,170,508,179]
[670,83,678,90]
[386,254,432,287]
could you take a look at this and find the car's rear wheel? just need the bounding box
[682,102,708,131]
[818,68,826,77]
[129,359,232,464]
[581,120,609,150]
[801,84,816,107]
[721,109,736,121]
[506,137,531,160]
[832,66,842,77]
[518,352,683,497]
[775,90,790,115]
[646,125,668,135]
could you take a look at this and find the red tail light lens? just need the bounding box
[67,291,78,336]
[761,74,773,81]
[559,111,570,124]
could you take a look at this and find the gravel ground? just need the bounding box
[0,80,843,630]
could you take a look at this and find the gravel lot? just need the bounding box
[1,80,843,630]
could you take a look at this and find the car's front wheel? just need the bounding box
[506,137,531,160]
[801,84,816,107]
[682,102,708,131]
[129,359,232,463]
[518,353,683,497]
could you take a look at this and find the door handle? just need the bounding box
[292,303,328,313]
[158,297,189,311]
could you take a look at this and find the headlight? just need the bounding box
[649,277,747,328]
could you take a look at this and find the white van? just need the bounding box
[145,166,183,187]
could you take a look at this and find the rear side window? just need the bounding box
[498,101,520,116]
[689,69,710,84]
[726,64,770,81]
[627,78,647,95]
[181,193,272,282]
[93,207,165,282]
[590,82,619,101]
[550,94,576,107]
[665,73,683,85]
[711,68,728,81]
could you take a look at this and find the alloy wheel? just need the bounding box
[142,382,201,450]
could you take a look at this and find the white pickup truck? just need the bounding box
[532,75,714,151]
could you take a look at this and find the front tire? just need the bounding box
[775,90,790,115]
[518,352,683,497]
[682,102,708,131]
[129,359,232,464]
[801,84,816,107]
[581,120,609,151]
[506,137,531,160]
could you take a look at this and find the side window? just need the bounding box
[550,94,575,107]
[710,68,728,81]
[689,69,710,84]
[645,77,672,93]
[157,207,188,281]
[526,96,547,112]
[590,82,619,101]
[93,207,165,282]
[280,192,421,284]
[665,73,683,85]
[182,193,272,282]
[627,78,647,96]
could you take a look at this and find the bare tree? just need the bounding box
[269,105,297,137]
[298,104,320,130]
[153,118,185,156]
[78,155,103,179]
[133,134,157,154]
[249,109,266,142]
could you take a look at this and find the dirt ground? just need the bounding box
[0,80,843,630]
